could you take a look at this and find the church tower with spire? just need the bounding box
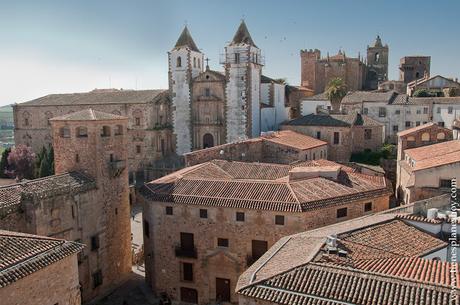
[366,35,389,90]
[169,26,204,155]
[223,21,263,142]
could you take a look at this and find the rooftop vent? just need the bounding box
[289,166,341,181]
[326,235,337,248]
[427,208,438,220]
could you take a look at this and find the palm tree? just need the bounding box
[325,78,347,112]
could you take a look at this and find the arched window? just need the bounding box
[374,52,380,63]
[203,133,214,148]
[115,125,123,135]
[101,126,111,137]
[60,126,71,138]
[177,56,182,67]
[112,110,122,116]
[437,132,446,141]
[76,126,88,138]
[22,111,31,127]
[421,132,430,142]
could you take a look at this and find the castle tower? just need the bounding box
[366,35,389,90]
[169,26,204,155]
[223,20,263,142]
[50,109,132,301]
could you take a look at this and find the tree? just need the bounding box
[39,154,51,178]
[0,147,11,178]
[413,89,436,97]
[7,145,36,180]
[325,78,347,112]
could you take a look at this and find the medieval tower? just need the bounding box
[50,109,132,301]
[366,35,389,90]
[224,21,263,142]
[169,26,204,155]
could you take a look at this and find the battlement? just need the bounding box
[300,49,321,60]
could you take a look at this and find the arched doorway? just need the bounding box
[203,133,214,148]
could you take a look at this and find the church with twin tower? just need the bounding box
[169,21,285,155]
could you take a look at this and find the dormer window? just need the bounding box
[177,56,182,67]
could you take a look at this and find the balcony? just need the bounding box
[109,160,126,177]
[175,246,197,259]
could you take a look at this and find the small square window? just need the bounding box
[395,110,400,115]
[440,179,451,188]
[364,202,372,212]
[405,121,411,128]
[199,209,208,219]
[275,215,285,225]
[393,125,399,132]
[166,206,173,215]
[336,207,348,218]
[236,212,245,222]
[217,238,229,247]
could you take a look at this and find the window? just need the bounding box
[115,125,123,135]
[440,179,451,188]
[216,278,231,302]
[179,232,195,252]
[423,107,428,114]
[199,209,208,219]
[363,108,368,115]
[101,126,111,137]
[416,121,420,127]
[236,212,245,222]
[182,262,193,282]
[205,88,210,97]
[136,145,141,154]
[313,152,316,160]
[177,56,182,67]
[143,220,150,238]
[92,270,103,288]
[217,238,229,248]
[364,129,372,140]
[333,132,340,145]
[416,109,421,114]
[395,109,401,115]
[275,215,285,225]
[166,206,173,215]
[393,125,399,132]
[378,107,386,117]
[448,106,453,114]
[316,131,321,139]
[405,121,411,128]
[91,235,100,251]
[135,117,141,126]
[437,132,446,140]
[438,121,445,127]
[193,57,196,68]
[421,132,430,142]
[60,127,71,138]
[76,126,87,137]
[336,207,348,218]
[24,118,29,126]
[180,287,198,304]
[437,107,441,114]
[234,53,240,64]
[252,240,268,261]
[364,202,372,212]
[75,154,80,163]
[197,58,201,68]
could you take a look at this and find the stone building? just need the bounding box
[341,90,460,143]
[399,56,431,83]
[300,36,388,93]
[0,109,132,302]
[397,139,460,203]
[184,130,327,166]
[0,230,84,305]
[237,211,458,305]
[406,74,460,96]
[281,112,384,162]
[139,159,392,304]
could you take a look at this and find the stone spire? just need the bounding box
[374,35,383,47]
[230,20,257,47]
[174,26,200,52]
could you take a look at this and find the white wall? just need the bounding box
[301,99,331,116]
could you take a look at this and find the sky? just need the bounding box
[1,0,459,106]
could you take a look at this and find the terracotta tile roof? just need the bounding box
[0,230,84,288]
[141,160,391,212]
[0,172,96,217]
[49,108,127,121]
[404,140,460,171]
[19,89,166,106]
[395,214,444,224]
[261,131,327,151]
[237,216,456,305]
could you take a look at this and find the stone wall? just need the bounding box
[1,255,81,305]
[143,194,389,304]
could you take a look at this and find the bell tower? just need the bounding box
[366,35,389,90]
[223,21,263,142]
[169,26,204,155]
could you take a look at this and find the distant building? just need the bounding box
[399,56,431,83]
[282,112,384,162]
[237,209,458,305]
[184,130,328,167]
[397,139,460,203]
[300,36,388,93]
[0,230,83,305]
[0,109,132,302]
[140,159,391,304]
[407,74,460,96]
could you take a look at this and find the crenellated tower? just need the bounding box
[169,26,204,155]
[223,21,263,142]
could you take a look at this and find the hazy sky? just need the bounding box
[1,0,459,106]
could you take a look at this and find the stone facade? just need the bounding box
[300,36,388,93]
[399,56,431,83]
[1,255,81,305]
[1,109,132,303]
